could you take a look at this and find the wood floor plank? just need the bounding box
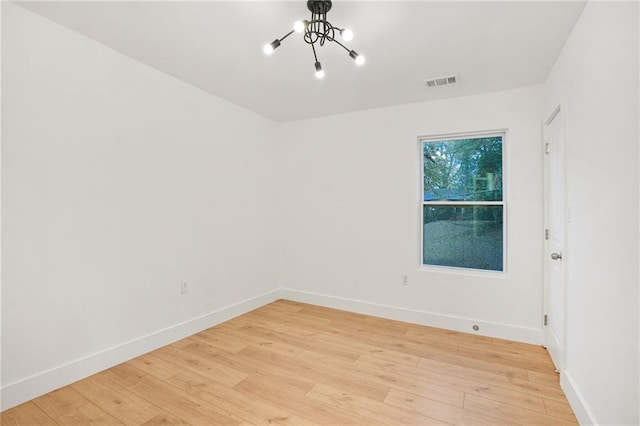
[297,306,409,338]
[130,374,242,425]
[2,300,576,426]
[385,387,514,425]
[307,382,451,425]
[366,333,461,359]
[425,351,531,380]
[233,375,374,425]
[416,355,567,401]
[490,336,550,354]
[127,352,184,380]
[297,350,465,408]
[225,315,291,333]
[141,411,192,425]
[463,394,578,425]
[457,346,555,373]
[527,370,561,385]
[261,300,305,313]
[216,326,304,358]
[362,315,415,336]
[33,387,124,425]
[451,333,550,362]
[238,323,362,362]
[238,345,391,402]
[275,309,377,342]
[543,397,579,421]
[190,327,251,353]
[359,344,421,367]
[105,363,242,425]
[303,321,375,342]
[0,401,57,426]
[167,369,318,425]
[357,354,546,413]
[408,328,553,367]
[70,374,163,425]
[244,307,332,330]
[296,304,369,322]
[31,387,87,419]
[53,401,125,425]
[98,363,148,389]
[285,324,420,368]
[152,344,247,387]
[170,336,197,349]
[183,342,316,395]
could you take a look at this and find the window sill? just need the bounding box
[417,264,509,279]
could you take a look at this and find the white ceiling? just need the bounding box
[17,1,586,122]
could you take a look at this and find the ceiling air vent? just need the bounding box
[425,75,457,88]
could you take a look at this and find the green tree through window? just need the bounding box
[421,134,505,271]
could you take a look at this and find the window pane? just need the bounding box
[423,137,502,202]
[423,205,503,271]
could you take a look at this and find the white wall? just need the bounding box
[1,3,281,409]
[281,85,545,343]
[544,3,639,425]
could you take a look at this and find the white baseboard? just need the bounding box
[561,370,598,425]
[280,288,543,345]
[1,288,281,411]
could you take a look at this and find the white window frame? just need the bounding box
[418,129,508,275]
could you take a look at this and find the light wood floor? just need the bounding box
[2,300,577,425]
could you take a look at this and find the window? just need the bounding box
[420,131,505,272]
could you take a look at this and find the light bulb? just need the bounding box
[314,61,325,79]
[263,39,281,55]
[349,50,366,66]
[293,20,306,33]
[340,28,354,41]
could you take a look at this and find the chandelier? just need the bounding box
[263,0,365,79]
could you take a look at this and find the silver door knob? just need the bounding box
[551,252,563,260]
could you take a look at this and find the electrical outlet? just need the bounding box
[180,281,189,295]
[401,275,408,286]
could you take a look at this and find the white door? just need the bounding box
[543,106,566,371]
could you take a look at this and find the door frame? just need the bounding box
[542,104,568,372]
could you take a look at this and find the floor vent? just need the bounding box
[425,75,457,87]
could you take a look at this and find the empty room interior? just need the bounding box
[1,1,639,425]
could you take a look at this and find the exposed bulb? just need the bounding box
[294,20,306,33]
[263,39,281,55]
[349,50,366,66]
[340,28,354,42]
[314,61,325,79]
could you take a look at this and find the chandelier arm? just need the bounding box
[311,40,319,63]
[279,29,295,43]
